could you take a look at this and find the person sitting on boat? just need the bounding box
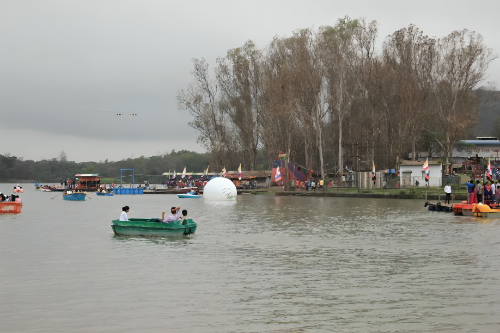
[162,206,181,223]
[180,209,188,224]
[120,206,130,221]
[0,192,5,202]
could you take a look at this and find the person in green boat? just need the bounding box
[120,206,130,221]
[162,206,181,223]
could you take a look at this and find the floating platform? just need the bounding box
[112,188,144,195]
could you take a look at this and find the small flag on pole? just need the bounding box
[181,167,186,179]
[372,161,376,184]
[423,158,430,181]
[238,164,242,181]
[275,166,282,182]
[172,170,176,179]
[487,157,492,180]
[222,167,227,177]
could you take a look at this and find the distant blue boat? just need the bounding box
[96,192,113,196]
[63,192,86,201]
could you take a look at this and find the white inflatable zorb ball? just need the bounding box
[203,177,237,201]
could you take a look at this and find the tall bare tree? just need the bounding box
[430,29,496,173]
[216,40,262,170]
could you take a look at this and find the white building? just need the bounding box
[452,138,500,162]
[398,160,442,187]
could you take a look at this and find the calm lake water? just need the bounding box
[1,183,500,332]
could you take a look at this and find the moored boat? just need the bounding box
[111,218,197,236]
[0,202,23,213]
[63,191,87,201]
[452,203,474,216]
[177,193,202,198]
[424,201,452,212]
[472,204,500,218]
[96,192,114,196]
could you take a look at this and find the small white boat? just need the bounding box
[177,193,202,199]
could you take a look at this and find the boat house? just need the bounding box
[75,174,102,190]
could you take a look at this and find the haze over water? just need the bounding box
[1,185,500,332]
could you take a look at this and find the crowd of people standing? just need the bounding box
[465,179,500,205]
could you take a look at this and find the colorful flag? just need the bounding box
[372,161,376,184]
[275,166,282,182]
[238,164,242,181]
[172,170,176,179]
[487,157,492,180]
[181,167,186,179]
[188,172,192,179]
[203,165,209,177]
[423,158,430,181]
[222,167,226,177]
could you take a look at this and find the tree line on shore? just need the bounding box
[0,150,270,183]
[178,16,497,177]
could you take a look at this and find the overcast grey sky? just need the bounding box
[1,0,499,162]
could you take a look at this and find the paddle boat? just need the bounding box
[472,204,500,218]
[0,201,22,213]
[62,190,87,201]
[96,192,114,196]
[452,203,474,216]
[13,184,23,193]
[177,192,202,198]
[111,218,197,237]
[0,195,22,213]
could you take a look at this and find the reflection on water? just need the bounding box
[1,184,500,332]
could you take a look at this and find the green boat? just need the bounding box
[111,218,197,237]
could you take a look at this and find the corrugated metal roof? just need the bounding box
[399,160,440,166]
[459,140,500,146]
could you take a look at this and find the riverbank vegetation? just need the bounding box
[179,16,497,177]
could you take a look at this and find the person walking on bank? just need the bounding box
[444,182,452,204]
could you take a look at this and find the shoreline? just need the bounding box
[274,191,467,201]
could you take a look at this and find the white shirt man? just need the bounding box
[444,185,452,194]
